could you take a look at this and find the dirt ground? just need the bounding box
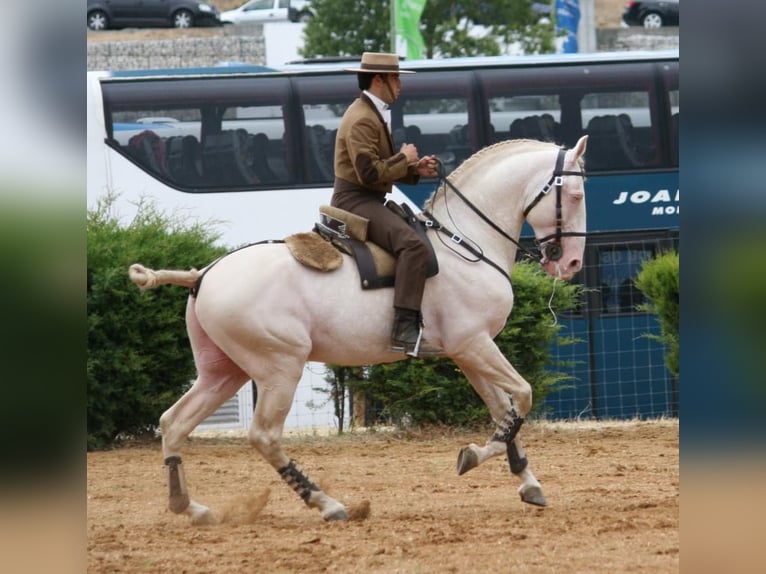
[87,419,678,573]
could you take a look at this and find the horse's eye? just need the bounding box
[544,243,563,261]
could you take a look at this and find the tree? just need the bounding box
[421,0,557,58]
[301,0,556,59]
[301,0,390,58]
[314,364,368,433]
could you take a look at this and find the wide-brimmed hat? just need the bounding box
[344,52,415,74]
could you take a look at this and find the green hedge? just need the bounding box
[635,250,679,378]
[87,196,227,449]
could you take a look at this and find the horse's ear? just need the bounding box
[571,135,588,160]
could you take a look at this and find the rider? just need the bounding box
[331,52,443,358]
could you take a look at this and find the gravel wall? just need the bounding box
[87,28,266,71]
[86,27,677,72]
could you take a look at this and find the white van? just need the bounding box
[220,0,313,25]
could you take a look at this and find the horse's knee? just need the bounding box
[159,408,180,450]
[248,427,280,458]
[160,403,190,441]
[513,383,532,415]
[159,408,172,434]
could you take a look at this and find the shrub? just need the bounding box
[87,195,227,449]
[352,261,582,427]
[634,250,679,378]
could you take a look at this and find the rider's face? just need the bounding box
[380,73,401,103]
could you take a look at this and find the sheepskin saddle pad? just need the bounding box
[284,231,343,272]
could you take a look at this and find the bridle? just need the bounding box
[422,146,586,284]
[523,147,587,263]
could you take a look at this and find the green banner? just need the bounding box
[395,0,427,60]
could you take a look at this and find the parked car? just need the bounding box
[87,0,221,31]
[622,0,679,28]
[221,0,313,25]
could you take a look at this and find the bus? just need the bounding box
[87,49,679,426]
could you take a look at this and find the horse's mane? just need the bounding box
[424,139,557,209]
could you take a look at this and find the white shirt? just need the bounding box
[363,90,391,133]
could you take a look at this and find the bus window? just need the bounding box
[669,89,679,166]
[222,104,292,185]
[393,70,475,175]
[581,90,656,171]
[398,96,470,173]
[487,94,562,144]
[103,76,293,190]
[292,74,357,184]
[659,60,679,167]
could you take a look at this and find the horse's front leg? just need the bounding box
[453,343,547,507]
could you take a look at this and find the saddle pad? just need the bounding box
[284,232,343,271]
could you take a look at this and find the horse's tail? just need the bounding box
[128,263,201,290]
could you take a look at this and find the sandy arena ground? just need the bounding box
[87,419,678,573]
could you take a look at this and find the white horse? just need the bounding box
[129,137,588,525]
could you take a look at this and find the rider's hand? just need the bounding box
[400,143,419,163]
[416,155,439,178]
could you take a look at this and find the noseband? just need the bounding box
[422,146,586,283]
[523,148,587,262]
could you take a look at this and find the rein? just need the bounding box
[422,147,586,283]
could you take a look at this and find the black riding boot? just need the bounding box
[390,308,444,357]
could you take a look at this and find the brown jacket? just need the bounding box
[333,94,419,195]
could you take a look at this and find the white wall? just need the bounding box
[263,22,306,66]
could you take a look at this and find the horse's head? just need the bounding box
[523,136,588,281]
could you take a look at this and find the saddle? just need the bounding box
[285,201,438,289]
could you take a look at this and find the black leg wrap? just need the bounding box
[278,460,320,504]
[489,399,528,474]
[506,441,528,474]
[491,402,525,444]
[164,456,190,513]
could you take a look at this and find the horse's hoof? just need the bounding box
[190,510,218,526]
[321,506,349,521]
[185,500,217,525]
[519,485,547,507]
[456,445,479,475]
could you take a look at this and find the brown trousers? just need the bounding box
[331,180,429,311]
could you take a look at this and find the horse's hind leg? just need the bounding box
[453,348,547,506]
[160,298,250,525]
[244,359,348,521]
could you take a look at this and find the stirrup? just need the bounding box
[407,328,424,358]
[390,329,444,358]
